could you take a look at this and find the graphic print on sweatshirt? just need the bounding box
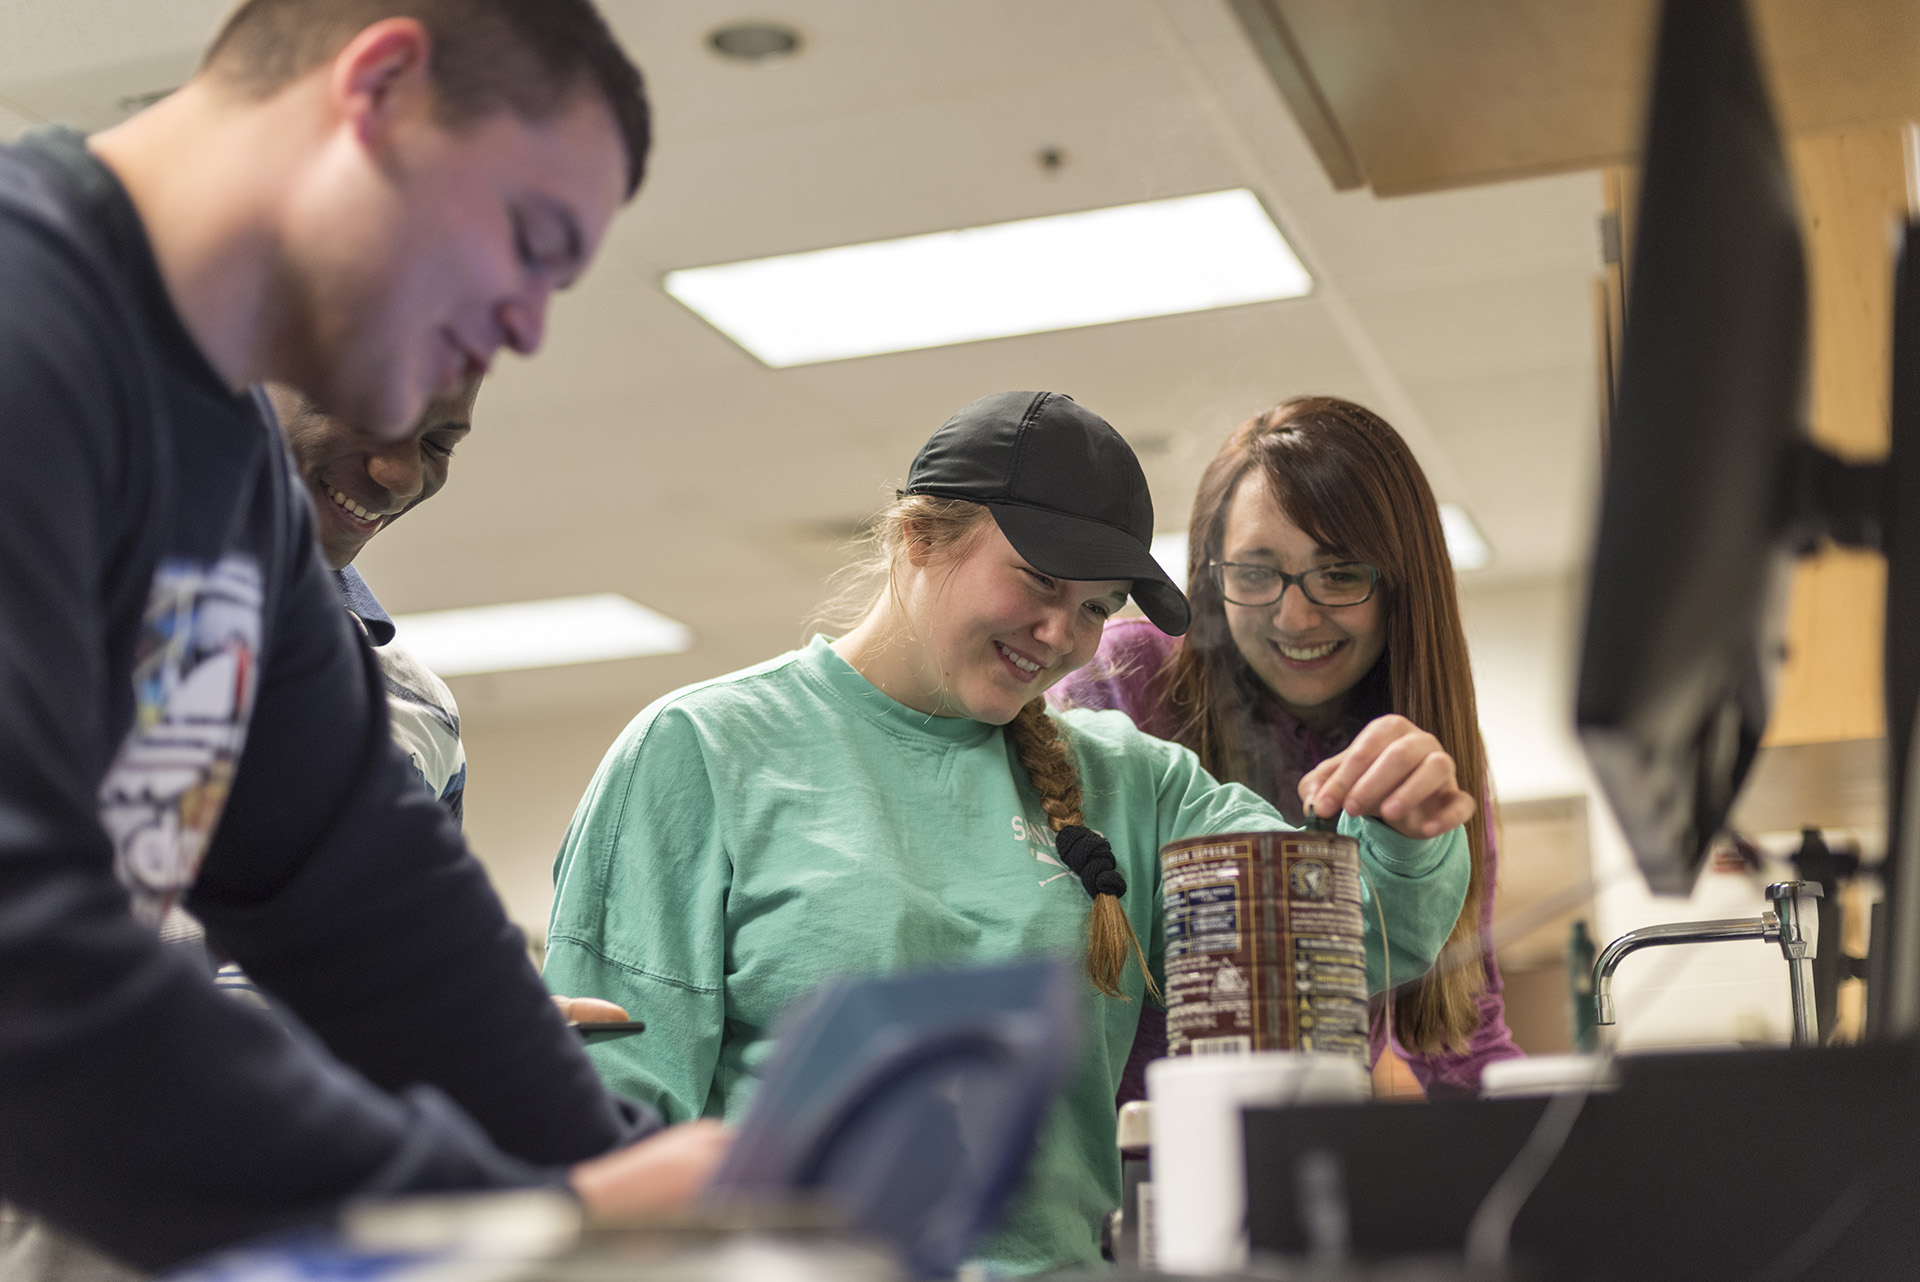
[1011,815,1075,888]
[98,555,263,925]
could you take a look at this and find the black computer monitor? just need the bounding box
[1577,0,1920,1040]
[1574,0,1809,895]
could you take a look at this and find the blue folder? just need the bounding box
[708,958,1084,1277]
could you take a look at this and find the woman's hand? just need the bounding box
[552,995,630,1024]
[1298,714,1476,840]
[570,1119,732,1219]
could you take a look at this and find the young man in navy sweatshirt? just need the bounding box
[0,0,723,1268]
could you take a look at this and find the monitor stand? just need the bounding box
[1870,219,1920,1038]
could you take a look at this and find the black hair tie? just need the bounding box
[1056,824,1127,900]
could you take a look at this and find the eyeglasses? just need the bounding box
[1207,560,1381,608]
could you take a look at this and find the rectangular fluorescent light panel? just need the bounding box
[664,189,1312,367]
[391,594,691,677]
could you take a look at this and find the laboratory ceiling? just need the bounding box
[0,0,1604,723]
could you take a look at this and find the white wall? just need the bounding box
[457,703,643,952]
[1459,573,1793,1050]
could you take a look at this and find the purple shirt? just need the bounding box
[1051,617,1523,1098]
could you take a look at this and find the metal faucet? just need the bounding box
[1593,881,1823,1046]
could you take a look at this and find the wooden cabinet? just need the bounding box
[1227,0,1920,197]
[1598,128,1911,747]
[1769,127,1909,745]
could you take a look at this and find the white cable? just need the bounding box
[1462,1072,1597,1278]
[1356,861,1393,1054]
[1462,927,1704,1276]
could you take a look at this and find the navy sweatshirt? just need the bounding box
[0,129,657,1268]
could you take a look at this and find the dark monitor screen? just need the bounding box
[1575,0,1809,894]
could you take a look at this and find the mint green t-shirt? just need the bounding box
[545,637,1468,1274]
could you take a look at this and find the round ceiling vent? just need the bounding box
[708,22,803,61]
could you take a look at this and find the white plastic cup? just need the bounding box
[1146,1051,1370,1274]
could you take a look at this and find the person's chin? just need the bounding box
[1261,667,1347,714]
[960,684,1026,726]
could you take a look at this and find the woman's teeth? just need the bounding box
[1277,640,1341,661]
[328,486,382,524]
[997,641,1043,674]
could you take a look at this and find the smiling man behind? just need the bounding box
[275,379,477,818]
[0,0,722,1270]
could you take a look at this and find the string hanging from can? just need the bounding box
[1307,802,1394,1047]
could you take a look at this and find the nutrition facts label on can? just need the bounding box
[1161,832,1369,1060]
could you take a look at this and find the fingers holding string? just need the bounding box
[1376,752,1476,838]
[1302,715,1465,833]
[1299,714,1415,817]
[1338,731,1452,821]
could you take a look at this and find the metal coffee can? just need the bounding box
[1160,825,1369,1060]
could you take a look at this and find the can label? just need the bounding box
[1160,830,1369,1060]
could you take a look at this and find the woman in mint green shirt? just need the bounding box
[545,392,1475,1274]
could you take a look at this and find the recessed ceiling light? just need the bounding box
[390,594,691,677]
[1439,503,1492,571]
[663,188,1312,367]
[708,22,802,61]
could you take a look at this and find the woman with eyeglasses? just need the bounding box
[546,392,1474,1274]
[1055,395,1521,1099]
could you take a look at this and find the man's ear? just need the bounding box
[328,17,435,150]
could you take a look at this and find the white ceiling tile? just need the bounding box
[1344,267,1598,383]
[624,60,1244,272]
[0,2,225,86]
[603,0,1172,142]
[1409,364,1597,457]
[0,97,37,141]
[1311,172,1606,292]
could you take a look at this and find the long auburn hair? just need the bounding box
[1158,396,1491,1053]
[824,494,1156,1002]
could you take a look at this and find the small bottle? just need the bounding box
[1114,1100,1153,1267]
[1569,919,1598,1053]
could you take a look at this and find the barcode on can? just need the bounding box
[1190,1035,1253,1055]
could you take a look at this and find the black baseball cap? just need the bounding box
[905,391,1191,636]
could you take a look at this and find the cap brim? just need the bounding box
[986,502,1191,636]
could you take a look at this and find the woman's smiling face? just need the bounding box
[905,519,1130,725]
[1218,470,1388,729]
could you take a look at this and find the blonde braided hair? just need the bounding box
[1007,698,1160,1003]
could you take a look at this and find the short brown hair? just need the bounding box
[201,0,650,197]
